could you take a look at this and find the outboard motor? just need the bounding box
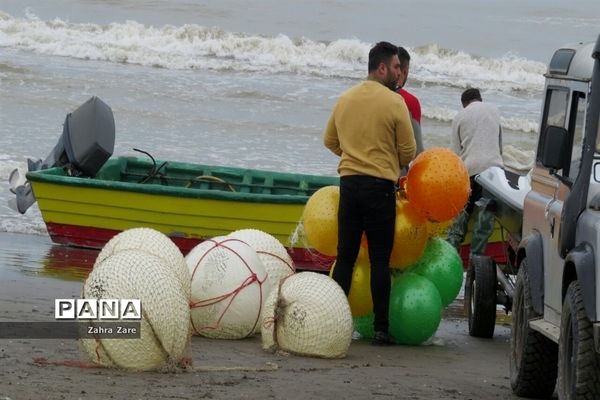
[8,96,115,214]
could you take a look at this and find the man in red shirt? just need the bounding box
[396,47,423,154]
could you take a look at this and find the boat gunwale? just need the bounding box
[26,156,339,205]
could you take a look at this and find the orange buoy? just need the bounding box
[405,147,470,222]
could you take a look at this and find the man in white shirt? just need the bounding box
[447,88,503,254]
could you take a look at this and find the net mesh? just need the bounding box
[95,227,191,299]
[81,249,191,371]
[229,229,295,291]
[262,272,352,359]
[186,237,270,339]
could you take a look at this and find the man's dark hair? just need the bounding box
[397,46,411,69]
[461,88,482,106]
[368,41,399,73]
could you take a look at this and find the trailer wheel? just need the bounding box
[510,260,557,397]
[557,280,600,398]
[466,255,496,338]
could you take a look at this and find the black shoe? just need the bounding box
[372,331,395,346]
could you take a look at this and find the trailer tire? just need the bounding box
[510,260,557,397]
[466,255,496,338]
[557,280,600,399]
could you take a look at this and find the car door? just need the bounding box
[524,82,586,325]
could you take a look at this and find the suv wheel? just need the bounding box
[510,259,557,397]
[557,280,600,398]
[466,255,497,337]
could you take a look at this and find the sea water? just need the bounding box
[1,0,600,237]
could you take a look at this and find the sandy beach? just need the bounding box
[0,231,533,400]
[1,321,519,400]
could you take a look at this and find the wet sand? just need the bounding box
[0,232,536,400]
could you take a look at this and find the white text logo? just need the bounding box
[54,299,142,320]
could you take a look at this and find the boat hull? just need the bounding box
[44,222,333,271]
[28,157,338,271]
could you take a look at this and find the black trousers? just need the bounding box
[331,175,396,332]
[466,176,483,215]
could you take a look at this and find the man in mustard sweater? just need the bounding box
[323,41,416,346]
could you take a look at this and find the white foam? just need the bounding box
[0,11,546,93]
[500,116,539,134]
[0,156,47,235]
[0,204,47,235]
[0,12,366,78]
[412,44,546,93]
[0,157,27,180]
[423,106,458,124]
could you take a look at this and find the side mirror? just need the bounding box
[540,125,569,170]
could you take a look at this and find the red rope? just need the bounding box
[189,238,267,337]
[32,356,192,370]
[256,250,295,273]
[190,273,258,308]
[32,357,101,369]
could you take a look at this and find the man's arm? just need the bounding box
[323,110,342,156]
[411,119,424,155]
[395,105,416,168]
[412,95,422,124]
[450,116,461,155]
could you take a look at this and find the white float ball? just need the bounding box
[228,229,295,290]
[185,236,270,339]
[95,227,191,299]
[261,272,352,359]
[81,250,191,371]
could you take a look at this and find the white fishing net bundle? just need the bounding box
[228,229,295,291]
[80,250,191,371]
[95,227,191,299]
[185,236,270,339]
[503,144,535,174]
[261,272,353,359]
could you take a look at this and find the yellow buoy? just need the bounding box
[329,260,373,317]
[389,199,428,270]
[302,186,339,256]
[425,219,453,238]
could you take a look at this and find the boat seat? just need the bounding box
[198,171,211,190]
[240,173,252,193]
[298,180,309,196]
[262,176,273,195]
